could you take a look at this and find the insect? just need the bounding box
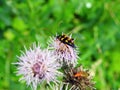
[56,34,76,48]
[74,71,89,78]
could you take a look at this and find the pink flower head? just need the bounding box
[15,43,62,90]
[49,34,78,67]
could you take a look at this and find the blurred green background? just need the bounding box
[0,0,120,90]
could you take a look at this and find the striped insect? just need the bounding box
[56,34,76,48]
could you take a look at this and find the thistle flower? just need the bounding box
[14,43,62,90]
[49,34,78,67]
[63,65,95,90]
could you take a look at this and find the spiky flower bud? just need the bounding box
[63,65,95,90]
